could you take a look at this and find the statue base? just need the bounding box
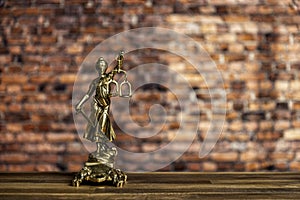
[72,154,127,187]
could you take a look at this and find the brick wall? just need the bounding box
[1,0,300,172]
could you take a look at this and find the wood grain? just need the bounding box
[0,172,299,199]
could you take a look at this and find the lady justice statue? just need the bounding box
[72,51,131,187]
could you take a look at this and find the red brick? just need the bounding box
[260,80,273,90]
[229,120,243,132]
[257,131,281,141]
[40,26,53,34]
[118,142,141,152]
[51,123,75,132]
[233,163,245,171]
[8,66,22,73]
[31,113,58,122]
[187,163,201,171]
[6,37,27,45]
[68,163,84,172]
[32,154,59,164]
[270,152,294,161]
[66,44,84,55]
[259,121,273,131]
[274,120,290,131]
[29,75,55,84]
[246,80,259,90]
[241,73,265,81]
[36,164,60,172]
[2,75,28,84]
[39,46,58,54]
[217,163,234,171]
[275,162,288,171]
[245,162,260,171]
[226,111,238,121]
[63,154,88,163]
[23,64,39,73]
[134,92,161,102]
[25,45,38,53]
[248,102,259,111]
[9,46,21,54]
[0,153,29,164]
[227,133,249,142]
[0,165,7,171]
[66,142,85,153]
[22,124,36,132]
[261,102,276,111]
[23,55,43,64]
[8,103,22,112]
[39,65,52,73]
[2,143,20,151]
[244,121,258,132]
[37,124,51,132]
[35,0,61,5]
[293,120,300,128]
[8,164,35,172]
[0,104,6,112]
[59,74,77,84]
[46,133,76,143]
[261,142,276,151]
[284,129,300,140]
[257,90,279,99]
[6,84,21,94]
[0,85,6,93]
[290,161,300,171]
[0,55,11,64]
[23,84,37,92]
[16,132,44,143]
[23,143,65,153]
[210,152,239,162]
[40,36,57,44]
[1,133,15,144]
[141,143,159,152]
[6,123,23,133]
[273,110,291,120]
[224,15,249,22]
[228,43,244,53]
[237,33,256,41]
[291,80,300,91]
[240,150,259,162]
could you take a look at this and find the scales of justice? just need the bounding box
[72,51,132,187]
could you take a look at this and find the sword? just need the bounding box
[77,109,95,128]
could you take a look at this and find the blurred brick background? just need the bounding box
[1,0,300,172]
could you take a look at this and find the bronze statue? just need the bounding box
[72,51,131,187]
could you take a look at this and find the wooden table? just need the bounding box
[0,172,299,199]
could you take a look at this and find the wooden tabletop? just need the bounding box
[0,172,300,199]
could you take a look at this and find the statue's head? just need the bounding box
[95,57,108,75]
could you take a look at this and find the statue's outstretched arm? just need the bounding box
[109,51,124,78]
